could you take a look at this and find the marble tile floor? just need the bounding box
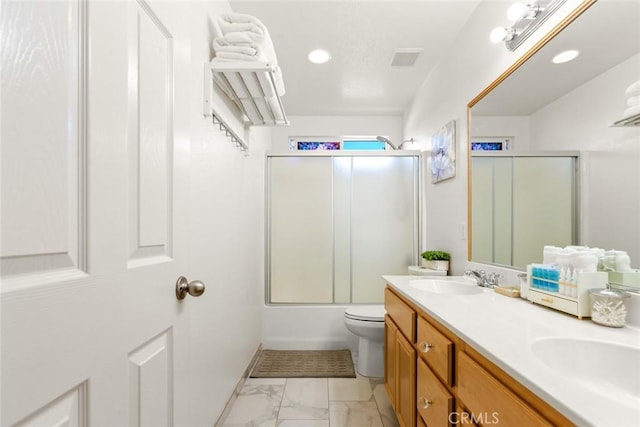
[220,375,400,427]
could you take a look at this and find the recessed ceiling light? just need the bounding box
[552,49,580,64]
[308,49,331,64]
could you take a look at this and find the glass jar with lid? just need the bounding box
[589,286,631,327]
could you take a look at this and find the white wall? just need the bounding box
[530,53,640,263]
[186,1,266,423]
[471,116,531,150]
[403,0,587,281]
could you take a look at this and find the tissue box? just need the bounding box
[607,270,640,288]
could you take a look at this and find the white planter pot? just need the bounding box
[421,259,449,271]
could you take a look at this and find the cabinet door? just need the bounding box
[397,331,416,427]
[417,358,454,427]
[458,352,551,427]
[417,316,454,386]
[385,316,398,408]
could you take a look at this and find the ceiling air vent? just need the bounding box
[390,48,424,67]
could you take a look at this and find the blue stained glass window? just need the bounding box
[471,141,504,151]
[297,141,341,150]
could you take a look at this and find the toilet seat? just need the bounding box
[344,305,386,322]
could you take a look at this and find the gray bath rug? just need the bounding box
[250,349,356,378]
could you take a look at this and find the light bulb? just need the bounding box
[308,49,331,64]
[507,2,527,21]
[552,50,580,64]
[490,27,508,44]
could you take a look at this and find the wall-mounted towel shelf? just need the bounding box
[204,61,289,127]
[611,113,640,127]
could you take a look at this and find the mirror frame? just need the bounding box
[466,0,596,263]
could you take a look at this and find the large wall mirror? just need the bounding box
[468,0,640,269]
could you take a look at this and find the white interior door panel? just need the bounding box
[1,0,191,425]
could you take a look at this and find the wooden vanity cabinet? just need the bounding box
[384,288,416,427]
[384,285,573,427]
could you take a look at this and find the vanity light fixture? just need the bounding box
[490,27,517,44]
[491,0,567,51]
[552,49,579,64]
[308,49,331,64]
[507,2,541,21]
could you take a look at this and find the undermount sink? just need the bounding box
[531,337,640,404]
[408,278,484,295]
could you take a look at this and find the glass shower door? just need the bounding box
[267,153,419,304]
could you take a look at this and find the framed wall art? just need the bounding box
[430,120,456,183]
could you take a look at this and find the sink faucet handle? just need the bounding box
[488,272,502,286]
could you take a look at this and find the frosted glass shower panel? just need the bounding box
[471,155,576,268]
[351,156,418,302]
[269,157,334,303]
[512,157,575,267]
[471,158,513,266]
[332,157,352,303]
[268,153,419,304]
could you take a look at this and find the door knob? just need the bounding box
[175,276,206,300]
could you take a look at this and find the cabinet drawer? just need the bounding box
[417,316,453,386]
[457,352,551,427]
[417,358,454,427]
[527,289,579,317]
[385,288,415,342]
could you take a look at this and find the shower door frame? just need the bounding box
[265,150,423,305]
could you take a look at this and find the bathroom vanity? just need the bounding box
[383,275,640,427]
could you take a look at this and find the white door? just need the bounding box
[1,0,195,425]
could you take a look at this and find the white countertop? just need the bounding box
[383,275,640,427]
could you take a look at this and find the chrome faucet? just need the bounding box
[464,270,502,288]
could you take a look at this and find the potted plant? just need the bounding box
[421,250,450,271]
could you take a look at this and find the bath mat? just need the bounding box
[250,349,356,378]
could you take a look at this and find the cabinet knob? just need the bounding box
[419,397,432,409]
[419,341,433,353]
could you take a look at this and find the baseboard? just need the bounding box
[261,337,354,351]
[213,344,263,427]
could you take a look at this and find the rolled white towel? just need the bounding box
[213,14,279,68]
[627,95,640,107]
[625,79,640,97]
[218,12,267,36]
[217,31,264,45]
[213,40,257,57]
[623,104,640,118]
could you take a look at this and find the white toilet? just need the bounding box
[343,305,386,377]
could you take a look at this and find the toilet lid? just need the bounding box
[345,305,386,322]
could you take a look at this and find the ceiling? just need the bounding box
[473,0,640,116]
[227,1,640,119]
[229,0,482,117]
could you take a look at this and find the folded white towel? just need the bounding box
[213,41,258,57]
[213,13,279,67]
[218,12,267,36]
[623,104,640,118]
[627,95,640,107]
[625,79,640,97]
[215,31,263,46]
